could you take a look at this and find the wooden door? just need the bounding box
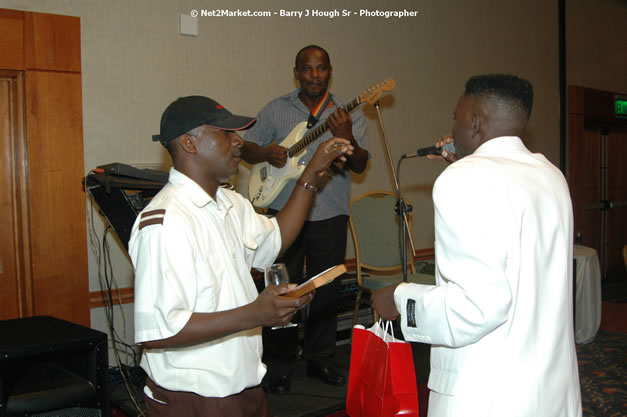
[0,71,31,319]
[0,9,89,325]
[568,86,627,281]
[25,70,89,322]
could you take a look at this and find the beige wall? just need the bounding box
[566,0,627,94]
[0,0,559,342]
[3,0,623,348]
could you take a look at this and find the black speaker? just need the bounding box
[0,316,109,417]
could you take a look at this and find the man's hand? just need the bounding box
[328,107,368,173]
[253,284,313,328]
[327,107,353,140]
[303,137,354,179]
[275,137,353,254]
[141,283,313,349]
[426,133,457,164]
[263,143,288,168]
[371,284,401,321]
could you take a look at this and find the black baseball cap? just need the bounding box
[152,96,256,146]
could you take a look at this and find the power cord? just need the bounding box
[85,174,146,417]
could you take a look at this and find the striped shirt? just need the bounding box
[245,89,369,221]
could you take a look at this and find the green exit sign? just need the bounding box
[616,96,627,118]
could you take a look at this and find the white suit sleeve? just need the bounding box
[395,162,513,347]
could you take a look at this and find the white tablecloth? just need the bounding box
[574,245,602,344]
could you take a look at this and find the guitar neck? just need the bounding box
[288,96,362,157]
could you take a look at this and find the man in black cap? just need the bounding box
[129,96,353,417]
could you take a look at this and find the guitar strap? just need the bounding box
[306,90,333,129]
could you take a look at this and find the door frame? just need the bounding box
[0,69,33,318]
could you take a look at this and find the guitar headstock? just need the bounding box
[359,78,396,105]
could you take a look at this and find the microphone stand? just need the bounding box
[374,101,416,281]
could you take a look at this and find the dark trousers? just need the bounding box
[258,214,348,381]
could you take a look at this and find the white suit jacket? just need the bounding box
[395,137,582,417]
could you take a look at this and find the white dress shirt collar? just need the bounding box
[168,167,233,212]
[473,136,528,156]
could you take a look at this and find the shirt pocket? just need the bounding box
[242,235,259,268]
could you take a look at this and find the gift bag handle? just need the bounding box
[378,319,395,343]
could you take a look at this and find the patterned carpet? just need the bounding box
[577,330,626,417]
[576,278,627,417]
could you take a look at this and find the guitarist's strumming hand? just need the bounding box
[327,107,353,140]
[264,143,288,168]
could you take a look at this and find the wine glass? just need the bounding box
[264,263,298,329]
[264,263,289,287]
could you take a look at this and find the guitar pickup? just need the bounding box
[260,166,267,181]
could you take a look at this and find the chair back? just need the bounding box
[349,191,414,273]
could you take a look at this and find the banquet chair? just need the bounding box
[348,191,435,327]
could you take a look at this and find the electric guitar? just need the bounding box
[248,78,395,208]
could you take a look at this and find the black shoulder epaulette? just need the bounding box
[139,209,166,230]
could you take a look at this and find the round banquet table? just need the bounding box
[574,245,602,344]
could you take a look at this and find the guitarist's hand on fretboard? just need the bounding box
[327,107,353,140]
[329,107,368,173]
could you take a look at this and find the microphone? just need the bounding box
[403,142,456,158]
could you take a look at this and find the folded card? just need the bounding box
[282,264,347,298]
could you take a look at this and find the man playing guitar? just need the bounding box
[242,45,369,394]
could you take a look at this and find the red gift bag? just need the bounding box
[346,321,419,417]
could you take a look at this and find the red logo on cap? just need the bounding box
[216,105,224,110]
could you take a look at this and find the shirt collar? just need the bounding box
[288,88,336,115]
[168,167,233,211]
[473,136,529,156]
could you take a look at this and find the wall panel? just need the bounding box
[25,69,88,325]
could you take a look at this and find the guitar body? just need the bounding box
[249,121,310,208]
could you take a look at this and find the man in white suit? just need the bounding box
[372,74,582,417]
